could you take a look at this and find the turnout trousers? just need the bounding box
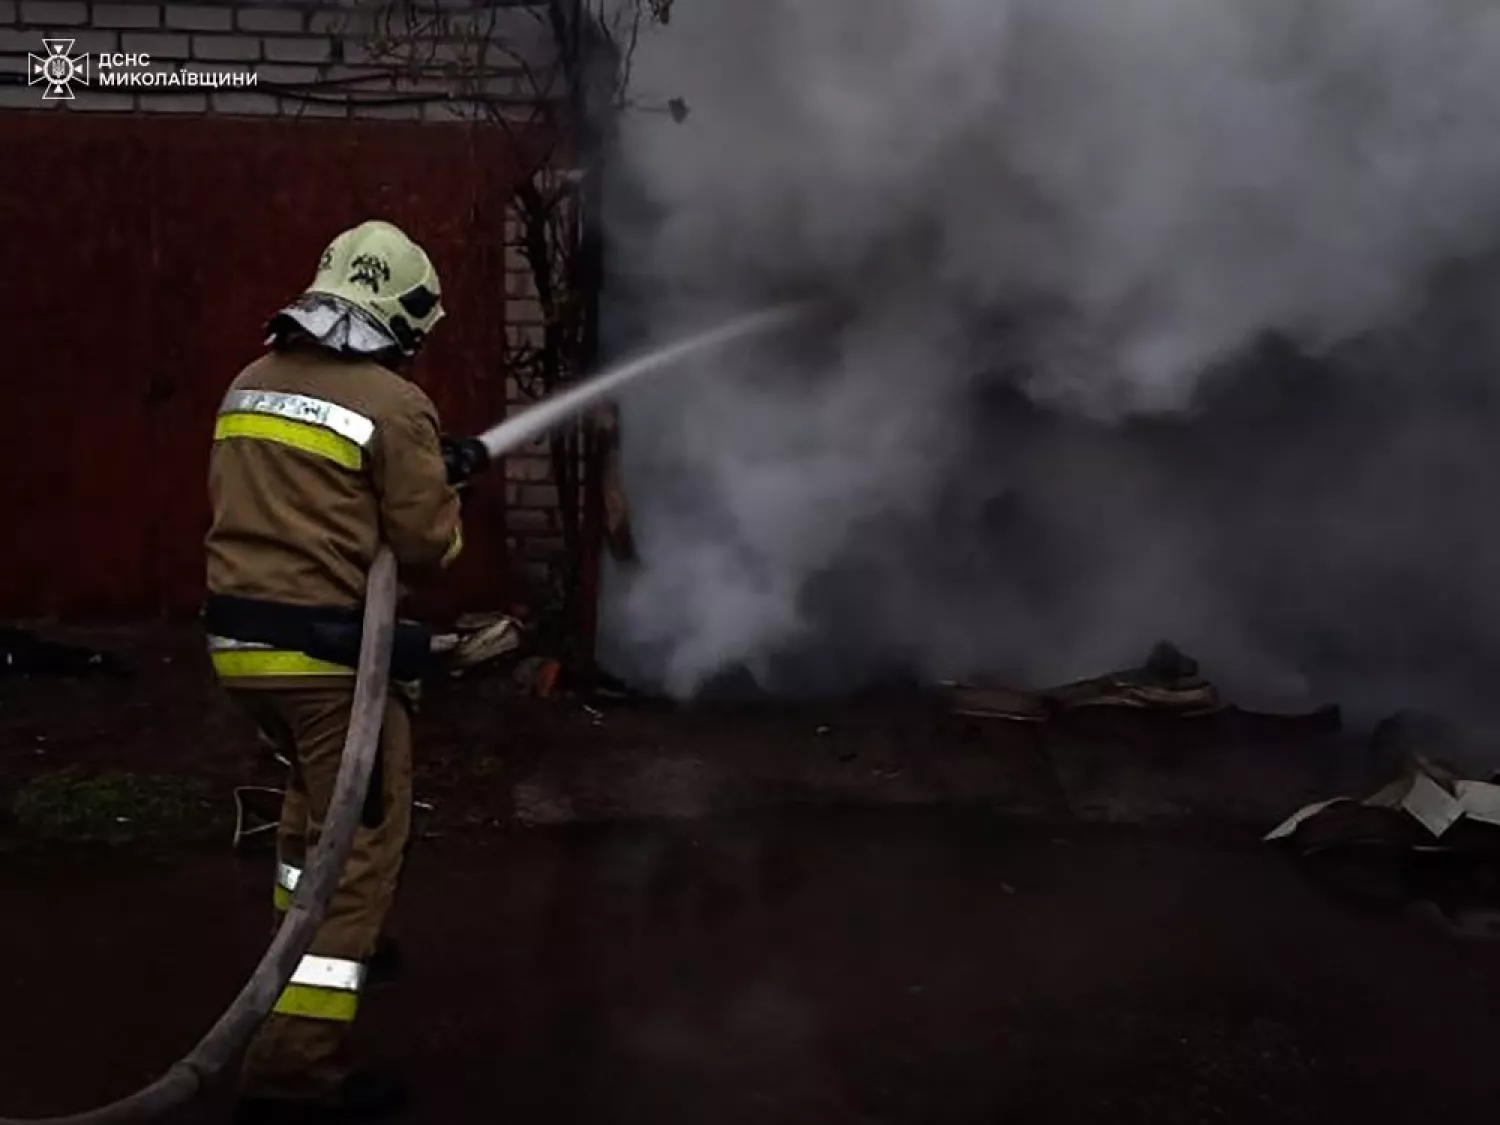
[228,686,414,1101]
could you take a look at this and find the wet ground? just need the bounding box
[3,625,1497,1123]
[4,814,1500,1124]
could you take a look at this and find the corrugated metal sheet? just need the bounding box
[0,113,521,619]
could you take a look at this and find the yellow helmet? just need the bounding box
[302,220,445,357]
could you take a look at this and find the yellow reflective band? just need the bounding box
[440,525,463,569]
[273,883,293,912]
[272,955,365,1020]
[211,649,354,678]
[214,413,363,471]
[273,983,360,1022]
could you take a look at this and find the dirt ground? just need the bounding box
[3,625,1497,1124]
[0,623,1361,838]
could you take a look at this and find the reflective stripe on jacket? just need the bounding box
[214,388,378,472]
[208,635,353,679]
[205,349,463,688]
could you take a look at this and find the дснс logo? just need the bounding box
[28,39,90,100]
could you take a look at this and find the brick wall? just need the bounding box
[499,173,574,586]
[0,1,554,118]
[0,0,574,605]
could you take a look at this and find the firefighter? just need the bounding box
[204,219,491,1122]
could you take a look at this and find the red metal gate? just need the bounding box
[0,113,520,618]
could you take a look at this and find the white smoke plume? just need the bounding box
[598,0,1500,713]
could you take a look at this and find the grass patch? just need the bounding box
[9,767,212,843]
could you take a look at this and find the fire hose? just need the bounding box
[0,303,807,1125]
[0,546,399,1125]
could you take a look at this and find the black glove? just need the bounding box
[441,436,491,488]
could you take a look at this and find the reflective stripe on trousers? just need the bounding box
[272,954,367,1022]
[273,860,302,912]
[214,389,376,471]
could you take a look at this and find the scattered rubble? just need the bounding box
[1267,712,1500,937]
[440,613,524,678]
[1269,709,1500,844]
[936,641,1333,725]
